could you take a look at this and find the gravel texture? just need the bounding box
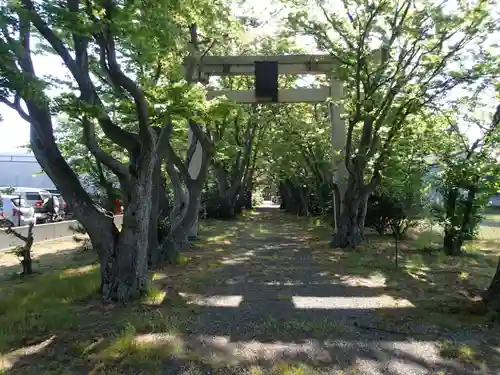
[166,205,498,375]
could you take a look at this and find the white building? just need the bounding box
[0,153,56,189]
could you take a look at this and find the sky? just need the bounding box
[0,54,66,154]
[0,0,497,154]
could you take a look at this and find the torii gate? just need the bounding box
[184,55,348,236]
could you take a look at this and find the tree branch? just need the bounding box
[82,117,130,180]
[188,119,212,151]
[22,0,138,151]
[5,226,29,242]
[98,0,151,142]
[0,96,32,123]
[156,122,190,184]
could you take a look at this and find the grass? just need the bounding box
[0,264,101,351]
[310,223,499,318]
[305,216,500,348]
[1,208,500,374]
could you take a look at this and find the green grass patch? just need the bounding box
[0,265,100,353]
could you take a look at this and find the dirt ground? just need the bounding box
[0,236,86,279]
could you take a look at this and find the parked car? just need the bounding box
[0,187,52,223]
[0,195,36,227]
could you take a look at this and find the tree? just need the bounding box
[481,103,500,311]
[0,0,231,301]
[272,103,335,218]
[431,99,500,255]
[365,112,436,235]
[56,118,123,211]
[286,0,495,248]
[6,222,35,275]
[203,36,303,219]
[0,195,34,274]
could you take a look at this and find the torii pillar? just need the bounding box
[187,128,202,240]
[185,54,348,231]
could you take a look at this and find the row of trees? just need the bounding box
[1,0,500,310]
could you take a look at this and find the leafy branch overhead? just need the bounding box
[288,0,494,173]
[0,0,237,301]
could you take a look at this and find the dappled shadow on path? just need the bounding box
[3,206,500,374]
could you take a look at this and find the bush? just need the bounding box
[366,188,426,236]
[365,193,394,235]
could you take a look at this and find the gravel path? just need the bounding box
[158,205,495,375]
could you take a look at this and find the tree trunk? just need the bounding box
[6,222,35,275]
[443,228,463,256]
[217,194,236,218]
[331,197,365,248]
[459,186,477,241]
[100,144,156,301]
[151,136,212,266]
[442,188,462,255]
[157,176,171,243]
[234,195,244,214]
[22,223,34,275]
[236,179,253,211]
[244,186,253,209]
[357,193,369,231]
[213,165,241,219]
[34,128,156,302]
[24,71,155,303]
[95,160,120,212]
[483,258,500,311]
[148,158,162,256]
[282,181,296,213]
[154,184,203,265]
[331,173,366,248]
[298,187,310,216]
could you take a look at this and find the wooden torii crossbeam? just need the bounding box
[187,54,343,104]
[183,54,348,229]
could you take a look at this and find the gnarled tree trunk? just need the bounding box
[443,188,462,256]
[331,194,366,248]
[158,184,203,264]
[152,170,206,265]
[483,259,500,312]
[459,185,477,241]
[101,142,157,301]
[236,177,253,212]
[10,2,178,303]
[151,122,212,266]
[331,165,370,248]
[210,115,258,219]
[147,154,172,260]
[212,164,243,219]
[31,123,157,301]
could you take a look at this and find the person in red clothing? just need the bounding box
[113,199,123,214]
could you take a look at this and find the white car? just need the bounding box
[0,195,36,227]
[0,187,52,223]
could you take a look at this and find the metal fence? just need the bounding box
[0,215,124,251]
